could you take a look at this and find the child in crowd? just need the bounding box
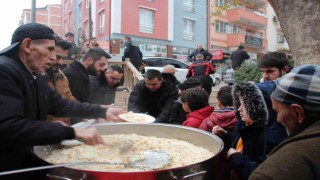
[168,78,202,125]
[181,88,214,128]
[199,85,237,132]
[212,82,268,179]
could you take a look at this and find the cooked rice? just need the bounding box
[45,134,213,172]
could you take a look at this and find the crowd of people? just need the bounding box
[0,22,319,180]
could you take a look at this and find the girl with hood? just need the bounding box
[181,88,214,128]
[212,82,268,179]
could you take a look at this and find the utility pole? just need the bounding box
[31,0,36,23]
[88,0,92,39]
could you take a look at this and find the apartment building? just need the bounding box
[266,3,291,57]
[60,0,208,60]
[209,0,268,63]
[20,4,62,36]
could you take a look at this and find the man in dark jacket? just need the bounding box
[122,36,143,70]
[65,32,79,60]
[188,43,213,62]
[250,65,320,180]
[89,65,123,105]
[0,23,125,179]
[231,45,250,70]
[63,48,110,103]
[128,69,179,123]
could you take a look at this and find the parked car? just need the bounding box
[223,68,235,85]
[142,57,219,86]
[142,57,190,83]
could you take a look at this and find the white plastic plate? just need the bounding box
[118,113,155,123]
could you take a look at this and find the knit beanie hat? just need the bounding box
[271,64,320,112]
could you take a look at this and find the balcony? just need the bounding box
[243,0,267,8]
[227,6,267,29]
[227,32,267,49]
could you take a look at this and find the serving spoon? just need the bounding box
[0,150,171,176]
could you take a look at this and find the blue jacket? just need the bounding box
[256,81,287,154]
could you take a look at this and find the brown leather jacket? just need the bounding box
[46,69,76,125]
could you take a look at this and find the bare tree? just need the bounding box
[269,0,320,65]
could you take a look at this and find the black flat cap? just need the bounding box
[0,23,55,55]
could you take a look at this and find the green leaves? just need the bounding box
[233,62,261,83]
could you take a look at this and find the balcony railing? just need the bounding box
[226,6,267,28]
[228,6,267,18]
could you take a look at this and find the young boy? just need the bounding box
[181,88,214,128]
[212,82,268,179]
[199,85,237,132]
[168,78,202,125]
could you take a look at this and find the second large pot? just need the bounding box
[34,123,224,180]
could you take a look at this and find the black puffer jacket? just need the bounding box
[63,61,90,102]
[188,48,213,62]
[226,82,268,179]
[89,72,118,105]
[128,78,179,123]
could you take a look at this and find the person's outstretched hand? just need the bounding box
[74,127,104,145]
[212,125,227,137]
[106,107,127,122]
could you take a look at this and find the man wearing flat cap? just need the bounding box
[0,23,125,179]
[250,64,320,180]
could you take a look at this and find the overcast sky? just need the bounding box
[0,0,61,50]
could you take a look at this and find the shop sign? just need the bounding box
[209,50,223,60]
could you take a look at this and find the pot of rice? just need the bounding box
[33,123,223,180]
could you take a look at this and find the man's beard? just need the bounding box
[49,64,61,73]
[87,64,98,76]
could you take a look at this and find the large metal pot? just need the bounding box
[34,123,224,180]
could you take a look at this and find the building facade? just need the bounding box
[60,0,208,60]
[266,3,291,56]
[209,0,268,64]
[20,4,62,37]
[172,0,208,60]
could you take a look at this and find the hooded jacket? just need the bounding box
[227,82,268,179]
[199,108,237,132]
[183,106,214,128]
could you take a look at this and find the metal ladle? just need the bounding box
[0,151,171,176]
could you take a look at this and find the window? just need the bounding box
[99,11,105,34]
[140,8,154,33]
[215,21,241,34]
[143,58,163,67]
[183,0,194,12]
[183,19,195,40]
[277,34,285,43]
[215,0,233,7]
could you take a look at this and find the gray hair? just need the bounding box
[163,65,175,71]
